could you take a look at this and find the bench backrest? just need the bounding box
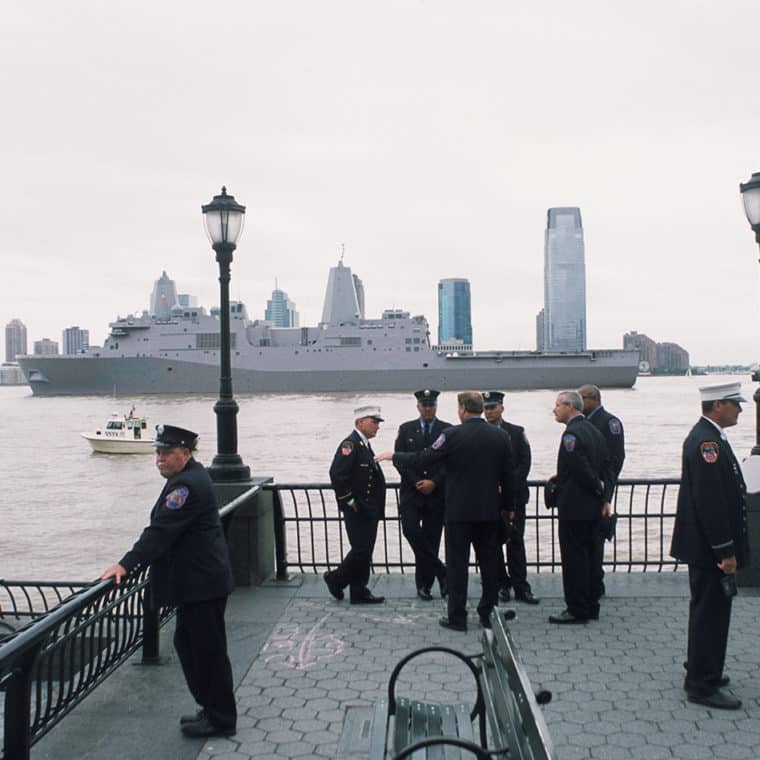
[479,612,557,760]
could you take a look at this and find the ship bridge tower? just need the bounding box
[320,259,361,324]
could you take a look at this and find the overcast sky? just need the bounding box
[2,1,760,365]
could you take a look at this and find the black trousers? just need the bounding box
[445,520,501,625]
[685,564,733,696]
[329,508,379,598]
[399,498,445,591]
[558,519,598,619]
[495,513,530,594]
[174,597,236,729]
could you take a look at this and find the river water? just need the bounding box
[0,375,755,580]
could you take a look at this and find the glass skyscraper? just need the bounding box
[542,207,586,352]
[265,287,299,327]
[437,278,472,346]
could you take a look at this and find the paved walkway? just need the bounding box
[35,573,760,759]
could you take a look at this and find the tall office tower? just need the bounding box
[5,318,27,361]
[177,293,199,308]
[542,207,586,352]
[34,338,59,355]
[437,278,473,346]
[265,285,299,327]
[150,271,178,319]
[62,326,90,355]
[352,274,365,319]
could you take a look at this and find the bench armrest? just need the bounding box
[392,736,508,760]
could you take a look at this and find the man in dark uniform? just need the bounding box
[377,391,515,632]
[101,425,236,738]
[670,382,749,710]
[483,391,539,605]
[394,389,450,600]
[578,384,625,604]
[549,391,612,624]
[324,405,386,604]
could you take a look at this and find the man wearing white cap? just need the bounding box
[670,382,750,710]
[325,405,386,604]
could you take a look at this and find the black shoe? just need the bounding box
[479,616,492,629]
[181,716,236,737]
[417,587,433,601]
[323,572,344,600]
[439,616,467,632]
[180,709,205,725]
[548,609,587,624]
[588,610,599,621]
[683,662,729,688]
[350,591,385,604]
[687,690,742,710]
[514,590,540,605]
[498,586,511,602]
[438,574,448,599]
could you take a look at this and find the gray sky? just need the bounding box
[2,1,759,365]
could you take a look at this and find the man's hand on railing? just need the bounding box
[100,564,127,585]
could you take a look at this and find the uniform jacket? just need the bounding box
[393,416,451,510]
[496,419,532,509]
[555,415,610,521]
[670,417,750,569]
[586,406,625,482]
[329,429,386,519]
[120,458,234,607]
[393,416,515,522]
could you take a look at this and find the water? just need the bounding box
[0,375,755,580]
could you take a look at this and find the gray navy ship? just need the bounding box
[18,260,638,395]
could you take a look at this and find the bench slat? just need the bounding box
[393,698,413,754]
[369,698,390,760]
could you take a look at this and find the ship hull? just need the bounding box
[18,353,638,396]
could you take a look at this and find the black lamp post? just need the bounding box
[202,186,251,481]
[740,172,760,455]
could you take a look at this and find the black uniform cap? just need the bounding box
[154,424,199,450]
[482,390,505,407]
[414,389,440,405]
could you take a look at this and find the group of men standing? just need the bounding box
[326,384,625,632]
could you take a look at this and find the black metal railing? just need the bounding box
[268,478,681,577]
[0,483,260,760]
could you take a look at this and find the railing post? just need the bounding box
[141,584,161,664]
[3,646,38,760]
[272,488,289,581]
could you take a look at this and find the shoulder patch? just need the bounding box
[563,434,576,452]
[165,486,189,510]
[609,418,622,435]
[341,440,354,456]
[431,432,446,450]
[700,441,720,464]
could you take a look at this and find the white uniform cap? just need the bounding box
[354,405,384,421]
[699,382,747,403]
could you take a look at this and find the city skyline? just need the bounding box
[1,3,760,366]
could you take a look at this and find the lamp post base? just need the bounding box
[208,454,251,482]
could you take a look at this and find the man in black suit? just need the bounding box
[578,384,625,603]
[325,405,386,605]
[377,391,515,632]
[549,391,612,625]
[483,390,539,605]
[394,389,451,600]
[101,425,236,738]
[671,382,749,711]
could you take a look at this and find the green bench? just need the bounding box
[368,610,556,759]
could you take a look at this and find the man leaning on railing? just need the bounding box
[100,424,237,738]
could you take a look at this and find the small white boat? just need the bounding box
[82,408,154,454]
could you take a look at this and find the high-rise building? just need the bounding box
[352,274,365,319]
[34,338,59,355]
[438,278,472,347]
[265,286,299,328]
[5,318,27,362]
[150,271,178,319]
[541,207,586,352]
[623,331,689,374]
[62,326,90,355]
